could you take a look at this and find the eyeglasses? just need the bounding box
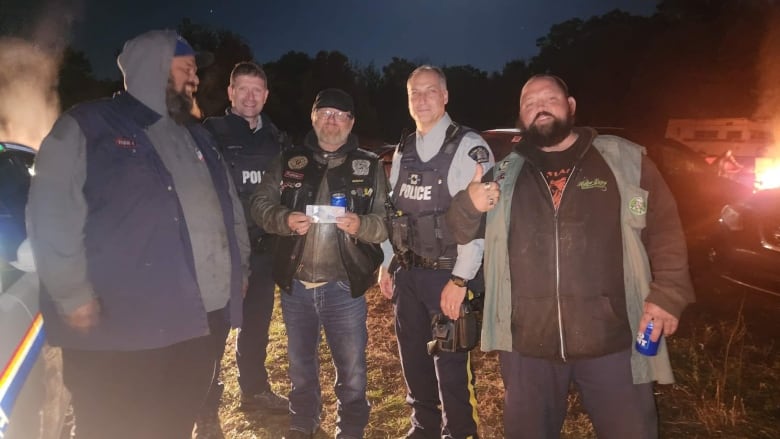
[315,108,354,122]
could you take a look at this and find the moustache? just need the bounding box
[533,111,554,123]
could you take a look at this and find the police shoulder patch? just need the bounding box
[468,145,490,164]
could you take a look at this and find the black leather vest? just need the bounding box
[273,146,384,297]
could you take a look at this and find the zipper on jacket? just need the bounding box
[539,164,580,362]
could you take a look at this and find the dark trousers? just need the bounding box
[394,268,479,439]
[203,250,275,412]
[500,349,658,439]
[62,310,224,439]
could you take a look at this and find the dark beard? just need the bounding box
[521,111,574,148]
[165,77,195,125]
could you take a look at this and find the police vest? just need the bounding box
[391,123,476,259]
[204,113,288,201]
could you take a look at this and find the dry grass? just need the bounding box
[213,284,780,438]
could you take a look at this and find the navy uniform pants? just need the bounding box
[500,349,658,438]
[394,267,479,439]
[203,250,276,412]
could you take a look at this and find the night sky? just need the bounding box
[4,0,657,79]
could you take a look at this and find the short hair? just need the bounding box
[230,61,267,86]
[407,65,447,90]
[524,74,570,97]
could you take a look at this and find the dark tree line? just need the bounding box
[56,0,780,146]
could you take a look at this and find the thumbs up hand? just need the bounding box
[466,164,500,212]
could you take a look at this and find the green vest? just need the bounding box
[482,135,674,384]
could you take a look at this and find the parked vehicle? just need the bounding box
[708,188,780,298]
[0,141,69,439]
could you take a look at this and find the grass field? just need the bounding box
[213,279,780,439]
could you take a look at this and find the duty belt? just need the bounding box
[408,254,456,270]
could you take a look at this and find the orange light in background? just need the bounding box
[754,157,780,191]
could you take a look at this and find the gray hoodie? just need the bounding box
[117,29,177,116]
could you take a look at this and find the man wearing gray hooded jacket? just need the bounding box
[27,30,249,439]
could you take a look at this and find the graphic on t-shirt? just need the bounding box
[544,167,573,209]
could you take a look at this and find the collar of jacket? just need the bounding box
[223,110,268,131]
[114,91,163,128]
[303,130,360,164]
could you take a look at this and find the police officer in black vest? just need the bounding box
[379,65,494,439]
[196,62,289,438]
[251,88,388,439]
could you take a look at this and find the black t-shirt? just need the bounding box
[522,132,589,209]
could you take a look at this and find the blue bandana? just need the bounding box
[174,36,196,57]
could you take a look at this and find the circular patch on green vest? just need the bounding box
[629,196,647,215]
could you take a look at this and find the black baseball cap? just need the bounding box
[312,88,354,114]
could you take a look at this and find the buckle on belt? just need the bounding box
[410,254,455,270]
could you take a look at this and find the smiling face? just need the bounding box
[407,69,448,134]
[311,106,355,152]
[167,55,199,124]
[169,55,199,97]
[518,76,577,148]
[228,74,269,126]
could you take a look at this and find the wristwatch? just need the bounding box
[449,275,467,288]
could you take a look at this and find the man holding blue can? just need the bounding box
[445,74,695,438]
[250,88,388,439]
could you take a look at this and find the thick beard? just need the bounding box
[521,112,574,148]
[166,77,195,125]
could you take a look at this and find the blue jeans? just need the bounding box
[282,280,370,438]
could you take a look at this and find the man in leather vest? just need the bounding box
[378,65,493,439]
[195,62,289,438]
[26,30,249,439]
[446,74,695,438]
[250,88,388,439]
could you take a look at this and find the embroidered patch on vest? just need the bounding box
[288,156,308,170]
[468,145,490,164]
[407,173,422,185]
[283,170,304,180]
[114,137,136,148]
[577,178,607,191]
[629,196,647,215]
[352,159,370,176]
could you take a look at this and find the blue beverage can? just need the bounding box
[331,192,347,207]
[635,320,660,356]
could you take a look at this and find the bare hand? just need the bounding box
[336,212,361,236]
[466,164,500,212]
[65,298,100,332]
[440,280,467,320]
[639,302,679,342]
[378,266,394,300]
[287,211,312,235]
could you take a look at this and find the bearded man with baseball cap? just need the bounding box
[250,88,388,439]
[27,30,249,439]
